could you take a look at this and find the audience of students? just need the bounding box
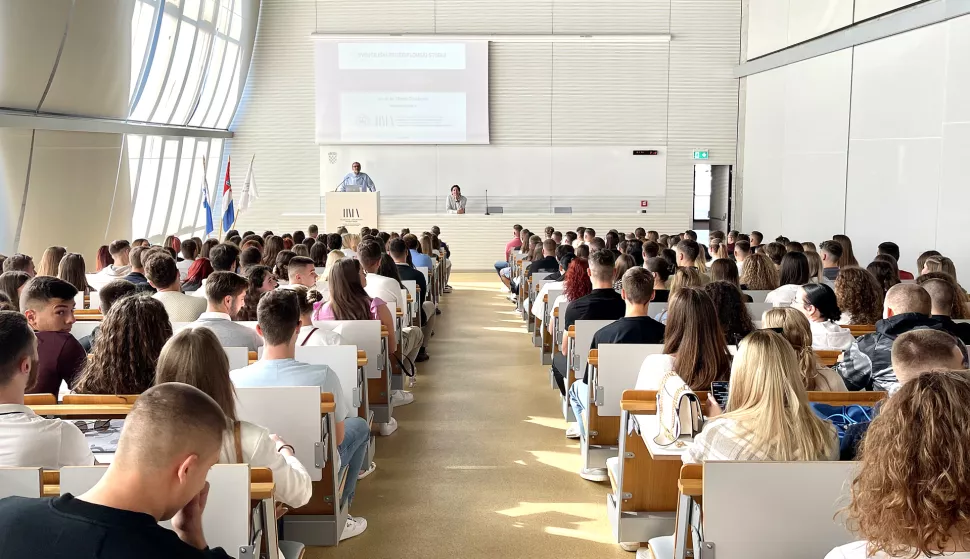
[829,372,970,559]
[685,330,839,463]
[761,308,847,391]
[147,254,206,322]
[154,326,312,509]
[837,284,961,392]
[792,284,855,351]
[188,271,262,351]
[78,279,137,353]
[231,289,371,540]
[74,295,172,395]
[834,267,884,325]
[36,246,67,278]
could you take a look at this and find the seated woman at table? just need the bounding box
[683,330,838,463]
[154,326,312,509]
[312,258,395,337]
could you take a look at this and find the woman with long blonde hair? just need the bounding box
[655,267,705,323]
[36,246,67,277]
[740,252,780,290]
[341,233,360,258]
[761,308,847,391]
[829,371,970,559]
[804,250,825,283]
[684,330,838,463]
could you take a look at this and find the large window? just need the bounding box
[126,0,247,242]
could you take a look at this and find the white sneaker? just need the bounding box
[379,417,398,436]
[444,285,453,293]
[619,542,640,552]
[565,424,581,439]
[358,461,377,480]
[391,390,414,406]
[339,515,367,541]
[579,467,609,482]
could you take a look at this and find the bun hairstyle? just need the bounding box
[801,283,842,322]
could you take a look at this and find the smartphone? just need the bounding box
[711,381,730,411]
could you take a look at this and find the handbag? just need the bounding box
[653,371,705,447]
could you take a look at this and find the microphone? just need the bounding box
[485,189,490,216]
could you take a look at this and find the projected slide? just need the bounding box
[315,40,489,145]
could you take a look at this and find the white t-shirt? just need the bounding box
[764,284,800,306]
[220,420,312,508]
[531,280,564,320]
[634,354,677,391]
[298,325,345,346]
[826,541,970,559]
[0,404,95,469]
[365,273,404,314]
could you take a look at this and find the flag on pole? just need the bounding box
[201,156,215,237]
[221,157,234,232]
[239,155,259,210]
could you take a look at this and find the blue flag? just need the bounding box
[202,157,214,237]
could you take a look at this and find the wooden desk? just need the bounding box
[678,479,703,497]
[42,468,276,499]
[30,404,132,419]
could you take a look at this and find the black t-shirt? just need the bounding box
[528,256,559,276]
[563,289,626,332]
[585,316,666,383]
[652,289,669,303]
[934,315,970,345]
[0,494,232,559]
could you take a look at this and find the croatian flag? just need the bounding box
[201,156,214,237]
[221,157,234,232]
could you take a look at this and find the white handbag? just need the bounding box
[653,370,705,447]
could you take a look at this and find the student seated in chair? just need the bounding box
[291,286,344,347]
[839,329,965,460]
[761,308,847,392]
[74,295,173,395]
[390,239,436,360]
[95,240,131,280]
[122,246,151,287]
[231,289,370,541]
[0,383,238,558]
[284,256,317,289]
[792,283,855,351]
[837,284,964,392]
[20,277,85,396]
[155,327,312,509]
[820,240,842,282]
[188,271,262,352]
[567,268,665,480]
[686,330,839,463]
[551,251,625,396]
[148,254,206,322]
[828,371,970,559]
[0,311,94,469]
[918,274,970,344]
[78,280,137,353]
[191,243,240,298]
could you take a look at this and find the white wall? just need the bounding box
[745,0,921,60]
[228,0,742,233]
[741,14,970,281]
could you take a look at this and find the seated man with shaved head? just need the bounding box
[837,283,967,391]
[0,383,234,558]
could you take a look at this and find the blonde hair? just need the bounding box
[721,330,835,461]
[924,256,959,285]
[323,250,345,281]
[740,252,780,290]
[845,371,970,557]
[669,267,705,298]
[804,250,825,283]
[37,246,67,277]
[761,308,827,391]
[342,234,360,251]
[694,252,708,275]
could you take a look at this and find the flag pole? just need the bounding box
[232,154,255,234]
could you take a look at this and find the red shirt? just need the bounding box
[899,270,914,280]
[505,238,522,260]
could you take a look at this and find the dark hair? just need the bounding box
[734,240,751,254]
[327,234,343,251]
[261,236,284,267]
[661,248,677,269]
[239,246,261,269]
[708,258,739,286]
[201,238,219,258]
[108,240,131,256]
[645,257,673,283]
[835,267,885,325]
[205,271,249,303]
[307,224,319,236]
[274,250,295,279]
[256,289,301,345]
[290,285,324,317]
[665,287,732,389]
[555,244,574,261]
[785,242,804,254]
[820,240,843,264]
[575,244,590,259]
[377,254,404,288]
[20,276,78,312]
[802,283,842,322]
[2,254,33,274]
[327,259,374,320]
[238,265,275,321]
[388,238,408,260]
[779,252,810,286]
[0,311,35,386]
[750,231,764,244]
[209,243,240,272]
[56,253,89,295]
[143,253,178,289]
[704,281,755,346]
[75,295,172,395]
[287,256,315,281]
[563,257,592,301]
[357,238,383,269]
[877,242,901,262]
[867,260,901,295]
[643,241,660,260]
[621,267,655,305]
[675,240,700,263]
[832,234,858,267]
[764,242,787,266]
[180,239,199,261]
[309,241,328,266]
[98,280,137,313]
[0,272,30,313]
[589,249,616,282]
[613,254,636,284]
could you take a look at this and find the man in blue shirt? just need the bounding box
[403,234,433,270]
[336,162,376,192]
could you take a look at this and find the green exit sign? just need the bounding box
[693,150,710,160]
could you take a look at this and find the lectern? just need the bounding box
[325,192,380,231]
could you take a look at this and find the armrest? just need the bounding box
[620,390,658,412]
[588,349,598,367]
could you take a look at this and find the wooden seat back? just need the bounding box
[24,394,56,406]
[846,324,876,336]
[807,391,886,406]
[814,350,841,367]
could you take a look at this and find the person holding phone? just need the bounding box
[683,330,839,464]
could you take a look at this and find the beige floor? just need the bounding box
[309,273,629,559]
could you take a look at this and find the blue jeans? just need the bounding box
[495,261,509,275]
[337,416,369,507]
[568,380,589,439]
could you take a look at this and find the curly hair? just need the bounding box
[74,294,173,395]
[866,260,900,295]
[563,257,591,302]
[740,252,780,290]
[834,267,884,325]
[845,371,970,557]
[238,265,275,321]
[703,281,754,346]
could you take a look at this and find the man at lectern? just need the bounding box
[336,162,376,192]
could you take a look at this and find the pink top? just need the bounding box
[505,237,523,260]
[312,296,386,321]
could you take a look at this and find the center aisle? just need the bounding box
[311,273,629,558]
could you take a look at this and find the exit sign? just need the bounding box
[693,150,710,160]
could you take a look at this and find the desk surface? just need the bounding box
[635,414,689,461]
